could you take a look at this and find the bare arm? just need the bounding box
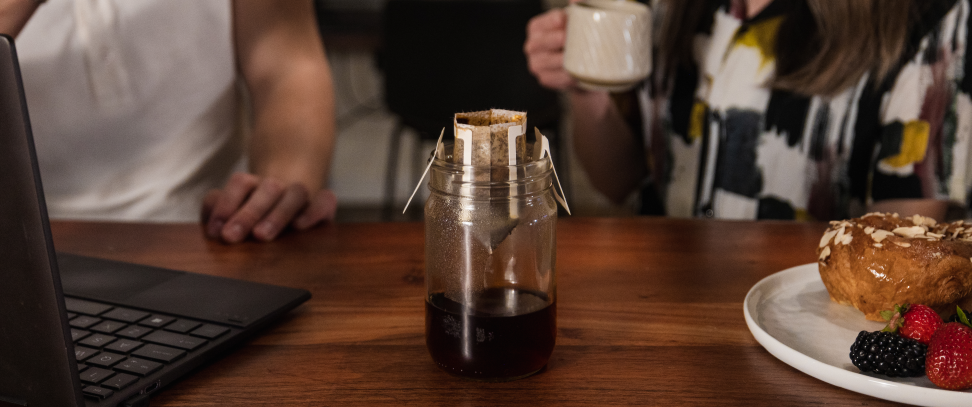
[524,8,646,204]
[234,0,334,193]
[0,0,40,37]
[569,90,646,204]
[202,0,337,243]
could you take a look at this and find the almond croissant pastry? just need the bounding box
[817,213,972,321]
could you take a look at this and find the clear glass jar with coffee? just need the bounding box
[422,110,565,381]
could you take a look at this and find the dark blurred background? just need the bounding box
[313,0,638,222]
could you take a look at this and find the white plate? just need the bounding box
[744,263,972,406]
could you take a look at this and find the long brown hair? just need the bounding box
[658,0,912,96]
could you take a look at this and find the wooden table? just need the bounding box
[50,217,907,406]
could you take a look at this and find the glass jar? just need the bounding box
[424,144,558,381]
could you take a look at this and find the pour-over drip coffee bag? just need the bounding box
[453,109,527,168]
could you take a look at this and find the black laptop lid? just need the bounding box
[0,34,84,407]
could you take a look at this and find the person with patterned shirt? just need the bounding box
[525,0,972,221]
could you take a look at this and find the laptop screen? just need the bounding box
[0,34,85,407]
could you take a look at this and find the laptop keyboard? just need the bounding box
[64,297,231,401]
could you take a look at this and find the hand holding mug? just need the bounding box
[526,1,652,93]
[524,8,576,90]
[563,0,652,92]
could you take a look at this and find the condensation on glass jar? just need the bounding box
[424,143,558,381]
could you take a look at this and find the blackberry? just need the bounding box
[849,331,926,377]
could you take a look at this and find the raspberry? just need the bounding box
[849,331,927,377]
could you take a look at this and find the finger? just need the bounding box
[538,70,576,90]
[293,189,338,230]
[205,173,260,238]
[201,189,221,224]
[525,25,567,55]
[527,9,567,37]
[524,11,566,55]
[221,177,286,243]
[528,51,566,75]
[252,184,309,242]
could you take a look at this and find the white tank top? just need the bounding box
[15,0,244,222]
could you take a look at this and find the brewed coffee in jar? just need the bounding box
[421,109,567,381]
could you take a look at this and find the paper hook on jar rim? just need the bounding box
[402,128,445,214]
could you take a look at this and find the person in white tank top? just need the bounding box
[0,0,337,243]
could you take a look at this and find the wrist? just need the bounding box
[569,89,614,118]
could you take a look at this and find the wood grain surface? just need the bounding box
[49,217,908,406]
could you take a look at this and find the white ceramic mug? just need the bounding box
[563,0,652,92]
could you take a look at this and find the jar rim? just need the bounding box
[430,142,553,173]
[427,142,554,200]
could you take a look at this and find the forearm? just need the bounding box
[234,0,336,193]
[0,0,39,37]
[204,0,339,242]
[248,58,336,192]
[569,90,646,204]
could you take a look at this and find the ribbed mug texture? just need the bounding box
[563,0,652,91]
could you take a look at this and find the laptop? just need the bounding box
[0,35,311,407]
